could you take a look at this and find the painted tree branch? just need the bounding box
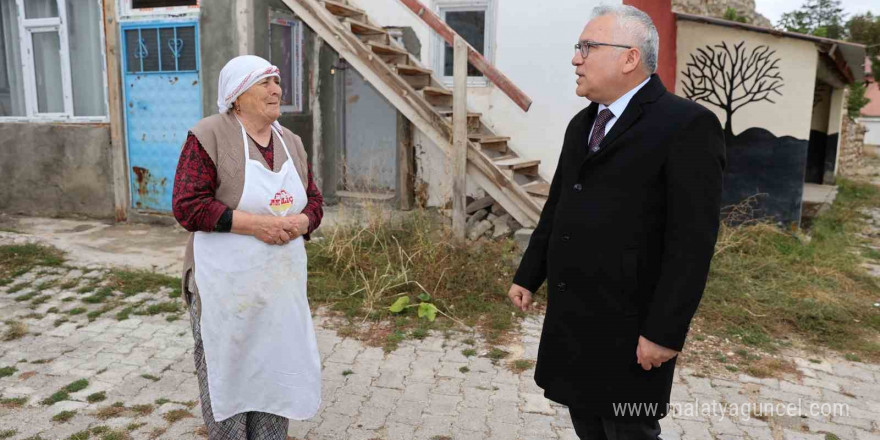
[680,41,784,137]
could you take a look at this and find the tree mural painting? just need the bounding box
[681,41,784,141]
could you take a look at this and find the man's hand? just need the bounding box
[507,284,533,312]
[636,336,679,371]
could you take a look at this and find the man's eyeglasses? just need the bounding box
[574,40,634,59]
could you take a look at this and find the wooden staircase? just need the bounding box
[283,0,548,227]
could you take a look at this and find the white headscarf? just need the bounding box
[216,55,281,119]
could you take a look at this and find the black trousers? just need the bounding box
[570,409,661,440]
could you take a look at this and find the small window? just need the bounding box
[132,0,197,8]
[269,16,304,113]
[434,0,494,86]
[443,10,484,77]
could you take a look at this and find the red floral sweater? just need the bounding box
[172,132,323,238]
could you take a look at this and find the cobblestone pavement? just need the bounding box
[1,224,879,439]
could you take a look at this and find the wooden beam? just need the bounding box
[398,0,533,112]
[102,0,128,222]
[397,112,414,210]
[283,0,540,227]
[452,36,468,240]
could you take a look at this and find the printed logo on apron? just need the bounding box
[269,189,294,216]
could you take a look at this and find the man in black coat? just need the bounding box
[507,5,725,439]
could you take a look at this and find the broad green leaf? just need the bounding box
[389,296,410,313]
[418,292,431,302]
[418,302,438,322]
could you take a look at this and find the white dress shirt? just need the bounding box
[587,76,652,145]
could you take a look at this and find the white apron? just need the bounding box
[193,120,321,422]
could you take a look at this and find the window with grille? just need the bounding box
[123,24,198,74]
[132,0,196,8]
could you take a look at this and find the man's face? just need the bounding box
[572,15,623,103]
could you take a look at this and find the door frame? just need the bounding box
[119,19,201,213]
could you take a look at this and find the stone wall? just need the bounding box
[837,114,868,177]
[672,0,773,28]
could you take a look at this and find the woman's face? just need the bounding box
[236,76,282,123]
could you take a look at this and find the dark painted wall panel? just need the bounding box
[723,128,808,225]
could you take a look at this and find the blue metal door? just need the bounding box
[122,22,201,212]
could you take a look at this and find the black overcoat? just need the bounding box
[513,74,725,419]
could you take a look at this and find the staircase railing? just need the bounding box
[398,0,533,112]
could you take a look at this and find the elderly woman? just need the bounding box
[171,55,323,439]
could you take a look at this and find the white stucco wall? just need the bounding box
[348,0,614,193]
[675,20,819,140]
[863,117,880,147]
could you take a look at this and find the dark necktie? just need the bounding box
[588,109,614,153]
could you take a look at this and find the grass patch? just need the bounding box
[141,374,160,382]
[82,287,113,304]
[87,306,115,322]
[87,391,106,403]
[98,431,128,440]
[130,404,154,416]
[14,291,38,301]
[384,330,406,353]
[106,269,181,298]
[459,366,470,373]
[509,359,535,373]
[126,423,146,432]
[64,379,89,393]
[342,370,353,376]
[307,208,527,342]
[163,408,193,423]
[410,327,429,340]
[41,390,69,405]
[0,396,27,408]
[844,353,862,362]
[30,294,50,306]
[6,281,31,294]
[59,280,79,290]
[33,280,57,292]
[54,318,69,327]
[744,357,798,378]
[68,307,87,315]
[67,431,90,440]
[700,179,880,361]
[95,402,126,419]
[116,307,134,321]
[461,348,477,357]
[486,347,509,361]
[0,244,64,283]
[52,410,77,422]
[0,366,16,378]
[144,301,179,315]
[0,430,15,439]
[3,320,27,341]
